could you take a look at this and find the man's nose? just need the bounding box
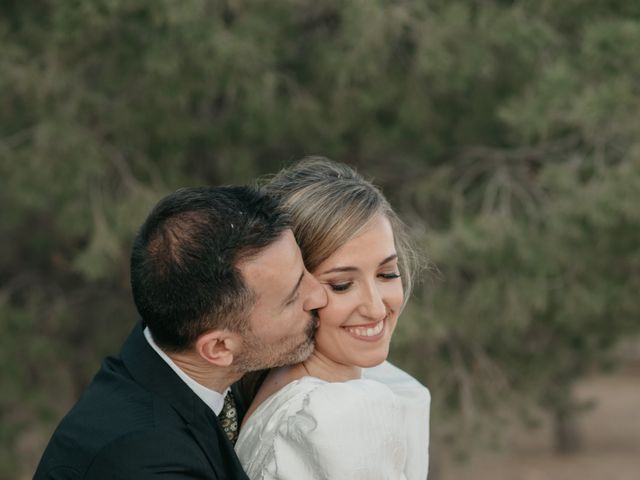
[302,272,328,311]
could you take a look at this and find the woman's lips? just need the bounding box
[342,318,385,340]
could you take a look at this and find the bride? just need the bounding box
[235,158,430,480]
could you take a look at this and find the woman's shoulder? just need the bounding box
[250,362,429,420]
[363,360,431,401]
[300,375,400,413]
[252,374,392,411]
[236,367,430,480]
[241,375,407,447]
[252,375,325,415]
[235,377,324,453]
[242,373,405,432]
[237,376,412,479]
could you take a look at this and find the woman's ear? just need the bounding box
[195,330,242,367]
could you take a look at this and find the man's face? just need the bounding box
[233,230,327,372]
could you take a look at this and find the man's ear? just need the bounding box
[195,330,242,367]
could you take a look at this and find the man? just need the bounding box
[34,186,327,479]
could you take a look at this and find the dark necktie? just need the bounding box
[218,391,238,445]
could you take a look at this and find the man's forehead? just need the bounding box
[239,230,304,308]
[238,230,301,280]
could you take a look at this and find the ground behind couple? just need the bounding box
[438,362,640,480]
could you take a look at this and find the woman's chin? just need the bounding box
[356,349,390,369]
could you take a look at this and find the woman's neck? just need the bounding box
[242,354,362,426]
[299,351,362,382]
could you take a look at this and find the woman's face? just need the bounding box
[312,214,404,370]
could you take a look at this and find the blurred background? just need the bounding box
[1,1,639,479]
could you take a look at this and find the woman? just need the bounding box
[235,158,430,480]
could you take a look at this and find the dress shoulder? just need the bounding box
[364,362,431,480]
[236,375,420,479]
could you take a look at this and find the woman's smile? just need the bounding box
[343,318,386,340]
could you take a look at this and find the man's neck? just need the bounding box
[167,351,242,394]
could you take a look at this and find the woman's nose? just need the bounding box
[359,283,387,320]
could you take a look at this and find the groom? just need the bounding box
[34,186,327,479]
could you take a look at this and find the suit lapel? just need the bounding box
[120,322,196,421]
[120,322,248,480]
[188,405,249,480]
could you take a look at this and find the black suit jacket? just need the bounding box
[34,322,250,480]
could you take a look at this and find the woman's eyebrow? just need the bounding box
[321,253,398,275]
[379,253,398,266]
[321,266,357,274]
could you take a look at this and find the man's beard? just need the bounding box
[233,312,318,373]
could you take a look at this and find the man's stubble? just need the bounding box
[233,311,318,373]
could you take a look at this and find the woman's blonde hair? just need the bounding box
[262,157,420,304]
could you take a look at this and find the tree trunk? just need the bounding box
[552,401,582,453]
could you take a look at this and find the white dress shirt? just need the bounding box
[143,326,228,415]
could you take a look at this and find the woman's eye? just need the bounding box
[380,272,401,280]
[329,282,352,292]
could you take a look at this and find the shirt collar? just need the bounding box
[143,326,228,415]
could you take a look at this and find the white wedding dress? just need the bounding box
[235,361,430,480]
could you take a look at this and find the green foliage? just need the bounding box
[2,0,639,476]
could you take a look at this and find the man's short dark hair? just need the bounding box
[130,186,290,351]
